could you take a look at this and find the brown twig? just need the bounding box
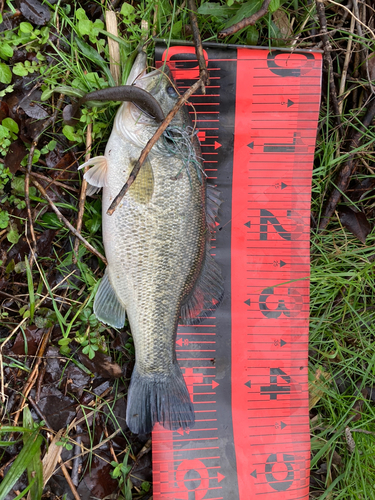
[187,0,209,91]
[107,78,203,215]
[319,96,375,230]
[11,326,53,427]
[338,14,356,114]
[70,428,82,487]
[73,123,92,263]
[35,361,47,402]
[106,10,121,86]
[0,290,28,303]
[19,168,80,193]
[30,177,107,264]
[218,0,271,38]
[25,89,66,267]
[100,414,118,463]
[315,0,342,131]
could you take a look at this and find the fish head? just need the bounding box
[115,54,187,148]
[135,66,180,119]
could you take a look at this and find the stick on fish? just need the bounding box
[106,78,203,216]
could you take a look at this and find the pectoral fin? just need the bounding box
[94,269,126,328]
[127,158,154,204]
[78,156,108,196]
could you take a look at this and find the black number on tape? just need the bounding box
[259,287,303,318]
[265,453,294,491]
[259,209,304,241]
[267,50,315,77]
[260,368,290,400]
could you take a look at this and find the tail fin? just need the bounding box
[126,363,194,434]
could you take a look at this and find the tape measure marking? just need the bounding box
[153,44,322,500]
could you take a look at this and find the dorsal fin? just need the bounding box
[206,184,222,231]
[180,247,224,325]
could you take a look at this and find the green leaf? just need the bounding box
[12,63,29,77]
[0,42,13,60]
[0,429,43,500]
[0,426,33,434]
[246,25,259,45]
[224,0,263,28]
[25,257,35,323]
[23,408,43,500]
[7,223,20,244]
[198,2,238,17]
[47,140,57,151]
[75,38,115,86]
[75,7,88,21]
[171,20,182,37]
[265,18,284,46]
[0,63,12,84]
[19,22,34,33]
[58,338,71,346]
[0,210,9,229]
[120,3,135,18]
[269,0,280,12]
[0,84,15,98]
[2,118,19,134]
[78,19,92,37]
[141,481,151,492]
[41,85,85,101]
[41,212,64,229]
[63,125,81,142]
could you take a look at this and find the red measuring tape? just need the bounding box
[153,43,322,500]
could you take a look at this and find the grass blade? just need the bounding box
[23,407,43,500]
[0,429,43,500]
[25,257,35,323]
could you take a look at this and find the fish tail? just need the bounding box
[126,364,195,434]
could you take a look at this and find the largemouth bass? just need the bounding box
[79,52,224,434]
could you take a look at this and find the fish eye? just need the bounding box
[166,85,178,97]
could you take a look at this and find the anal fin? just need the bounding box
[94,269,126,328]
[180,248,224,325]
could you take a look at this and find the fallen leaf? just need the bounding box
[345,426,356,453]
[0,100,9,121]
[78,454,118,499]
[338,205,371,244]
[36,229,57,257]
[38,386,76,430]
[42,428,64,485]
[66,365,91,396]
[272,9,293,40]
[11,325,45,356]
[4,138,27,174]
[19,0,51,25]
[309,368,331,410]
[78,351,123,378]
[19,89,49,119]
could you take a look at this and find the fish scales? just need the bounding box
[103,131,206,374]
[79,51,224,434]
